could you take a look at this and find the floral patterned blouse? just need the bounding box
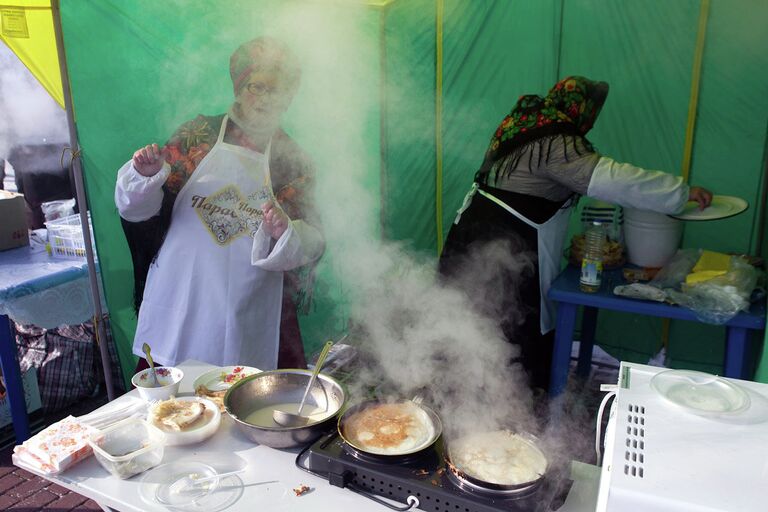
[162,113,317,223]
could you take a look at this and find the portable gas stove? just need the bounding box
[296,431,572,512]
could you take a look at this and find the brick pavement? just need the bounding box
[0,390,111,512]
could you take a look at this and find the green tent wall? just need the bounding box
[58,0,767,386]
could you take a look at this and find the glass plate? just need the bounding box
[650,369,750,415]
[669,195,748,221]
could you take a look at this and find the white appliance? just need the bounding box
[595,362,768,512]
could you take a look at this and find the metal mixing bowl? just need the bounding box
[223,369,345,449]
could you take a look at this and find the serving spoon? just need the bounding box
[273,340,334,427]
[142,342,159,388]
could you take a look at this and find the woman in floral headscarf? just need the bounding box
[116,37,323,373]
[439,76,711,392]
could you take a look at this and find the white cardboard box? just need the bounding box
[0,190,29,250]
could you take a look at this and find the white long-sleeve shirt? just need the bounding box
[485,135,689,214]
[114,161,170,222]
[586,156,689,214]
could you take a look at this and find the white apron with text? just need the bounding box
[133,116,282,369]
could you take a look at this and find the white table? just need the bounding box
[13,360,600,511]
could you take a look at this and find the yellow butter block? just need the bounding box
[686,269,727,285]
[692,250,731,273]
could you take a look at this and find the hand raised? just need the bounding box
[261,200,290,240]
[132,144,168,177]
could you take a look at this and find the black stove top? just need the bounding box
[296,432,572,512]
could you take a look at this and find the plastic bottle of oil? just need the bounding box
[580,222,605,293]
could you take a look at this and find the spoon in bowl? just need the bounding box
[142,343,159,388]
[273,340,334,427]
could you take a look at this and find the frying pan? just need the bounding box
[444,430,548,491]
[337,398,442,457]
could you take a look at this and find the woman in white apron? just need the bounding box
[115,38,323,372]
[439,76,711,392]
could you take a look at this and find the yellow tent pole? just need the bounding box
[681,0,710,184]
[435,0,444,256]
[662,0,710,354]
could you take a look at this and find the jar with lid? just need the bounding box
[580,221,605,293]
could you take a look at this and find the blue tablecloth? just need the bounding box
[0,246,95,328]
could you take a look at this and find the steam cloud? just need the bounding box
[0,43,68,158]
[151,0,596,465]
[249,3,544,440]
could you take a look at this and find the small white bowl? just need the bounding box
[131,367,183,402]
[147,396,221,446]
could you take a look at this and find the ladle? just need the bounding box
[273,340,334,427]
[142,342,159,388]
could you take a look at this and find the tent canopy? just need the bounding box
[0,0,62,107]
[2,0,767,385]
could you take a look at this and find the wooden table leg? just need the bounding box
[550,302,578,396]
[0,314,31,442]
[724,326,750,379]
[577,306,598,378]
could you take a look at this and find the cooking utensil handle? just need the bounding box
[347,485,420,511]
[142,342,159,386]
[297,340,333,416]
[142,343,154,368]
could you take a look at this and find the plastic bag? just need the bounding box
[41,198,75,222]
[613,283,667,302]
[649,249,701,288]
[650,249,762,324]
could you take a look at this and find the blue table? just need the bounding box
[548,266,767,396]
[0,246,90,442]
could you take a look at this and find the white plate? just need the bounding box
[147,396,221,446]
[650,369,750,416]
[670,195,748,221]
[192,366,261,393]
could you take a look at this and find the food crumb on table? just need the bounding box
[293,484,311,496]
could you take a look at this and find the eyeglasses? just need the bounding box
[246,82,279,97]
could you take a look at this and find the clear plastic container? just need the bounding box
[89,417,165,479]
[580,222,605,292]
